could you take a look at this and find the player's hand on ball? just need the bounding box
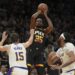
[38,3,48,14]
[37,10,42,14]
[43,9,48,16]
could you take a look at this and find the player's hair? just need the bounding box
[64,32,71,42]
[10,32,20,43]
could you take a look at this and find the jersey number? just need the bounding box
[35,35,43,43]
[15,52,24,61]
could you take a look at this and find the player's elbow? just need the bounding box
[0,47,7,52]
[31,14,36,19]
[50,25,53,31]
[70,56,75,63]
[46,26,53,34]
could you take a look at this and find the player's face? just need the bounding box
[36,18,43,27]
[57,37,65,47]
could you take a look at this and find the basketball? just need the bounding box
[47,52,62,66]
[38,3,48,13]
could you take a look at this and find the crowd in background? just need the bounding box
[0,0,75,75]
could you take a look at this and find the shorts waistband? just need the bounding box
[66,69,75,73]
[13,66,28,70]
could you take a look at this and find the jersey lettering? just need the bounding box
[14,47,22,50]
[34,30,44,43]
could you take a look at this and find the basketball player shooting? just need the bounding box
[28,3,53,75]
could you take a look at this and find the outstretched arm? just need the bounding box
[0,31,8,46]
[30,10,41,29]
[0,31,10,51]
[23,11,42,48]
[23,29,34,48]
[52,51,75,70]
[0,46,9,51]
[60,51,75,68]
[44,11,53,34]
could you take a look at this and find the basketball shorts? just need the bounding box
[61,71,75,75]
[7,66,28,75]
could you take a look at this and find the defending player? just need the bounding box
[50,32,75,75]
[0,28,35,75]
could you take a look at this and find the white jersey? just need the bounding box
[8,43,27,68]
[56,42,75,72]
[0,72,3,75]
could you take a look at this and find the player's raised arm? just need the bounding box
[23,10,42,48]
[0,31,10,51]
[0,45,10,51]
[44,10,53,34]
[0,31,8,46]
[30,10,41,29]
[23,29,34,48]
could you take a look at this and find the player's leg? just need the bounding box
[46,64,60,75]
[35,66,45,75]
[27,64,32,75]
[13,68,28,75]
[48,68,60,75]
[27,48,34,75]
[35,54,45,75]
[7,67,28,75]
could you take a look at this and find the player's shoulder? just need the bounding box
[11,43,22,45]
[65,42,75,51]
[4,44,11,48]
[65,42,74,47]
[19,43,26,47]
